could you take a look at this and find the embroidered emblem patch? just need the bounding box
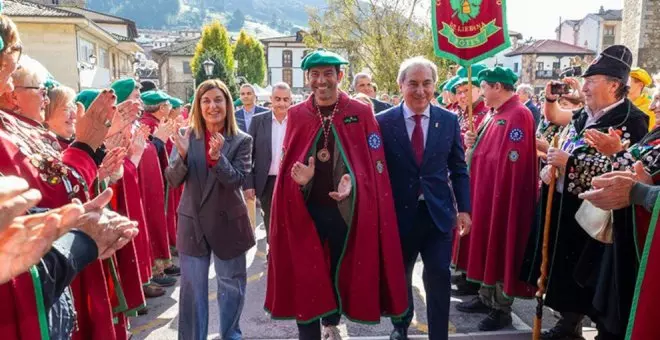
[343,115,359,124]
[497,119,506,125]
[508,150,519,162]
[368,132,382,150]
[376,160,384,174]
[509,128,523,142]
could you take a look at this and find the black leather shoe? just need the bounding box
[541,326,585,340]
[456,296,491,314]
[453,281,480,296]
[478,309,512,331]
[389,327,408,340]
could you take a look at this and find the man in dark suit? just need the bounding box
[377,57,472,340]
[516,84,541,129]
[245,82,293,240]
[353,72,393,114]
[235,84,269,132]
[235,83,268,230]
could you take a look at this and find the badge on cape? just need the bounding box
[508,150,519,162]
[344,115,359,125]
[497,119,506,125]
[376,160,384,174]
[368,132,382,150]
[509,128,523,142]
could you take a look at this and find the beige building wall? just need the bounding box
[14,22,79,90]
[162,55,194,101]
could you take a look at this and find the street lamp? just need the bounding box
[88,54,97,66]
[203,59,215,79]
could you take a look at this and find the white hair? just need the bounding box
[271,82,291,92]
[397,56,438,85]
[13,55,49,87]
[516,84,534,97]
[352,72,372,90]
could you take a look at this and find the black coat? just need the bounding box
[521,100,648,318]
[370,98,393,114]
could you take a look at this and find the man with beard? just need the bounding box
[265,49,408,340]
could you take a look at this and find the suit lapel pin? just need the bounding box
[435,122,439,128]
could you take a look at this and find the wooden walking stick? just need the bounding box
[533,136,559,340]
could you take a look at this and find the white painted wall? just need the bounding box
[98,23,128,37]
[534,55,572,70]
[558,23,577,45]
[267,46,306,68]
[80,67,111,89]
[293,68,305,88]
[270,68,282,83]
[578,16,601,52]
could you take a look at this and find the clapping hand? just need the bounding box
[0,176,86,284]
[329,174,352,201]
[98,147,127,182]
[291,157,315,186]
[107,99,142,138]
[75,90,117,150]
[171,127,192,159]
[208,132,224,161]
[584,127,628,157]
[153,119,178,143]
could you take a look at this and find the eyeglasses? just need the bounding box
[15,86,48,97]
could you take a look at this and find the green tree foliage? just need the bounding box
[194,50,239,100]
[305,0,454,93]
[233,30,266,86]
[191,20,235,80]
[228,9,246,31]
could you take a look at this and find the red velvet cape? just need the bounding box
[118,159,153,282]
[137,142,171,261]
[264,92,408,323]
[627,197,660,340]
[0,272,47,340]
[0,110,118,339]
[455,95,537,297]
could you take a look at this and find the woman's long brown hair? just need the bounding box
[189,79,239,139]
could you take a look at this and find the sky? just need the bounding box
[505,0,624,40]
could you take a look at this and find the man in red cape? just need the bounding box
[264,49,408,340]
[454,67,537,331]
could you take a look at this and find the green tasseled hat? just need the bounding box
[111,78,138,104]
[76,89,101,110]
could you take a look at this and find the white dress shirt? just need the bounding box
[402,103,431,200]
[268,114,288,175]
[584,98,624,128]
[244,106,257,131]
[402,102,431,147]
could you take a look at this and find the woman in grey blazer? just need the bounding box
[165,79,254,340]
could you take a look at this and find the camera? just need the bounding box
[550,82,570,96]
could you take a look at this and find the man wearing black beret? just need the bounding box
[521,45,649,340]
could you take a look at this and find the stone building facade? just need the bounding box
[622,0,660,74]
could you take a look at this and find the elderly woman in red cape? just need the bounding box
[264,49,408,340]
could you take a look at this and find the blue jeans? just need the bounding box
[178,252,247,340]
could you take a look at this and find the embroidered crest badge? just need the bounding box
[508,150,519,162]
[509,128,523,142]
[368,132,382,150]
[376,160,384,174]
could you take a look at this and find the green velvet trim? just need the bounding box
[107,258,129,314]
[625,194,660,339]
[29,266,51,340]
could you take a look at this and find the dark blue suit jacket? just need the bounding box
[376,104,471,234]
[235,105,268,132]
[525,100,541,130]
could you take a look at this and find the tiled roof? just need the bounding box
[151,38,198,56]
[505,39,595,56]
[596,9,623,21]
[3,0,83,17]
[111,33,133,42]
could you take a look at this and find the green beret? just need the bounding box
[478,66,519,86]
[44,77,60,90]
[140,90,170,106]
[76,89,101,111]
[111,78,138,104]
[233,98,243,107]
[444,76,461,94]
[169,97,184,109]
[454,63,488,88]
[438,79,449,93]
[301,48,348,71]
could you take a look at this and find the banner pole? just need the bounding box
[467,65,474,132]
